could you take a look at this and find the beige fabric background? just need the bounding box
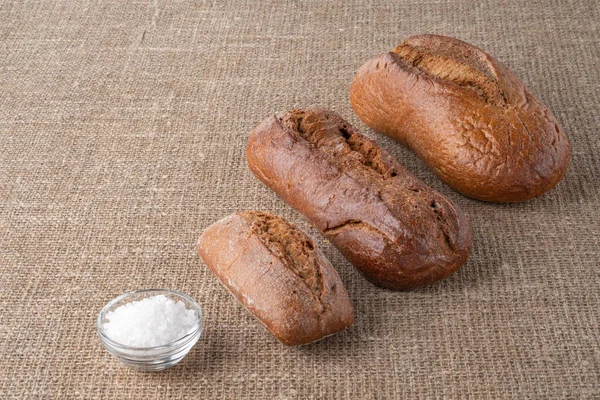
[1,0,599,398]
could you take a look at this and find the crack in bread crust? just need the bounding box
[239,211,325,312]
[392,42,507,107]
[323,219,393,243]
[279,109,398,181]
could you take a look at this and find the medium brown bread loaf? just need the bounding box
[246,109,472,290]
[350,34,570,203]
[197,211,354,346]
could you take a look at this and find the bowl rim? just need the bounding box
[97,288,203,351]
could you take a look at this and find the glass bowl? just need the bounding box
[97,289,203,371]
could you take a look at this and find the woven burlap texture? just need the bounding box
[1,0,598,398]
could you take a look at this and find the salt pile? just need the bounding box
[103,294,198,347]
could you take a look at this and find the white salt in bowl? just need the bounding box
[97,289,203,371]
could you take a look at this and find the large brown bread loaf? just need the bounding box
[197,211,354,346]
[350,34,570,203]
[246,108,472,290]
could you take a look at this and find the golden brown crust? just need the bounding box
[350,34,570,202]
[197,211,354,346]
[246,108,472,290]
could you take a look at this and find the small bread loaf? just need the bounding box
[350,34,570,202]
[246,108,472,290]
[197,211,354,346]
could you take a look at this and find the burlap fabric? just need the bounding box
[1,0,598,398]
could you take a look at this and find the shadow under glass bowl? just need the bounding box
[97,289,203,372]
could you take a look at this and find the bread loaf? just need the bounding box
[350,34,570,202]
[246,108,472,290]
[197,211,354,346]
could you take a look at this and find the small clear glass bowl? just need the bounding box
[97,289,203,372]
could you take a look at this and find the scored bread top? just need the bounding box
[391,36,507,106]
[240,210,323,306]
[279,109,401,181]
